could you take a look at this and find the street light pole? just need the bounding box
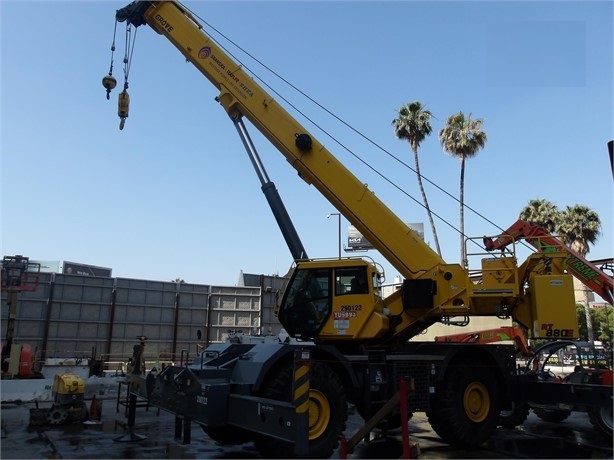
[327,212,341,259]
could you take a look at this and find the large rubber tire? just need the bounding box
[588,405,613,438]
[202,426,251,446]
[499,401,530,428]
[426,358,501,447]
[253,362,347,459]
[532,407,571,423]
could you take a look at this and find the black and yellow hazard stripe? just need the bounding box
[293,362,310,414]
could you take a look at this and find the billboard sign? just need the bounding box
[347,225,372,250]
[63,261,112,277]
[347,223,424,250]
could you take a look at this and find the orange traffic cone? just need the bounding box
[89,395,100,421]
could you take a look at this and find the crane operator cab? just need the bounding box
[277,258,391,341]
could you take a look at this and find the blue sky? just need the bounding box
[1,1,612,288]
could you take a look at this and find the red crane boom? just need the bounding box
[484,219,613,304]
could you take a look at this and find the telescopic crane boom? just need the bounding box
[114,1,445,279]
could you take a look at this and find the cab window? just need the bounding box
[335,267,369,295]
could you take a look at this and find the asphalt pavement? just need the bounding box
[1,400,612,459]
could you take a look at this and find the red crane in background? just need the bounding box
[484,220,613,305]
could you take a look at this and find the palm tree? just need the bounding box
[438,112,487,266]
[172,278,185,284]
[392,101,441,256]
[558,205,601,253]
[519,198,560,233]
[558,204,602,344]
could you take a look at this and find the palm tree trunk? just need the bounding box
[576,247,595,344]
[413,149,441,256]
[583,285,595,344]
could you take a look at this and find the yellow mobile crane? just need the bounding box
[105,2,612,457]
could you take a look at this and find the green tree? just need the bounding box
[172,278,185,284]
[392,101,441,256]
[438,112,487,265]
[593,305,614,344]
[577,303,589,339]
[577,303,613,344]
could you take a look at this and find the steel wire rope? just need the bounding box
[103,19,120,100]
[122,23,138,88]
[115,21,139,130]
[185,5,534,256]
[110,19,117,68]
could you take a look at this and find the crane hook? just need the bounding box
[118,90,130,130]
[102,74,117,100]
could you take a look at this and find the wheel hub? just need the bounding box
[308,389,330,440]
[463,382,490,423]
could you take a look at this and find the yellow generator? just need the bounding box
[30,373,88,425]
[47,373,87,424]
